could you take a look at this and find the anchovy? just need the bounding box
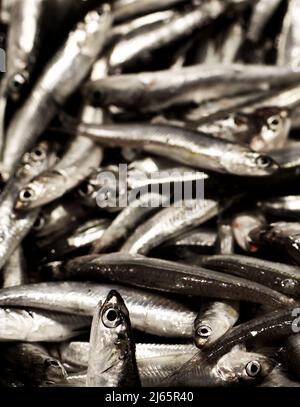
[111,0,187,22]
[86,290,140,387]
[277,0,300,69]
[54,253,295,307]
[91,192,169,253]
[37,218,110,263]
[258,195,300,218]
[165,307,297,384]
[247,0,282,43]
[202,254,300,297]
[194,301,239,348]
[0,281,196,337]
[1,6,112,181]
[2,246,26,288]
[108,3,227,70]
[0,308,90,342]
[65,122,279,176]
[84,64,300,112]
[121,199,219,254]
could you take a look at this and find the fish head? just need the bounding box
[42,357,67,385]
[14,141,50,181]
[89,290,133,378]
[217,347,275,384]
[250,108,291,152]
[232,212,266,252]
[223,148,280,176]
[15,179,45,211]
[7,71,29,101]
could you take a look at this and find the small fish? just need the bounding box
[258,195,300,219]
[202,254,300,297]
[0,281,196,337]
[1,6,112,181]
[2,246,26,288]
[54,252,295,307]
[0,308,90,342]
[63,122,279,176]
[247,0,282,43]
[84,64,300,112]
[194,301,239,348]
[86,290,140,387]
[121,199,219,255]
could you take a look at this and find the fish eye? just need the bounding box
[44,359,60,368]
[255,155,273,168]
[10,73,27,93]
[245,360,261,377]
[78,182,94,197]
[32,215,46,231]
[19,187,35,202]
[267,115,281,131]
[196,325,212,338]
[102,307,121,328]
[31,147,46,161]
[92,90,104,104]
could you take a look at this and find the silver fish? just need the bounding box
[86,290,140,387]
[68,123,279,176]
[0,308,90,342]
[1,6,112,181]
[0,281,196,337]
[247,0,282,43]
[2,246,26,288]
[194,301,240,348]
[121,199,218,255]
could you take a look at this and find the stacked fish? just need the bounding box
[2,0,300,387]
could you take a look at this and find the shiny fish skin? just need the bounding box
[166,308,297,384]
[86,290,140,387]
[0,281,196,337]
[165,345,275,387]
[121,199,219,255]
[250,222,300,265]
[111,0,187,22]
[56,252,295,307]
[1,7,112,181]
[84,64,300,112]
[202,254,300,297]
[56,341,196,369]
[37,218,110,262]
[108,3,226,70]
[277,0,300,69]
[2,247,26,288]
[69,122,279,176]
[258,195,300,218]
[247,0,282,43]
[194,301,239,349]
[0,141,56,271]
[0,308,90,342]
[91,192,169,253]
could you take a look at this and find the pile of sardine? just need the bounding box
[3,0,300,388]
